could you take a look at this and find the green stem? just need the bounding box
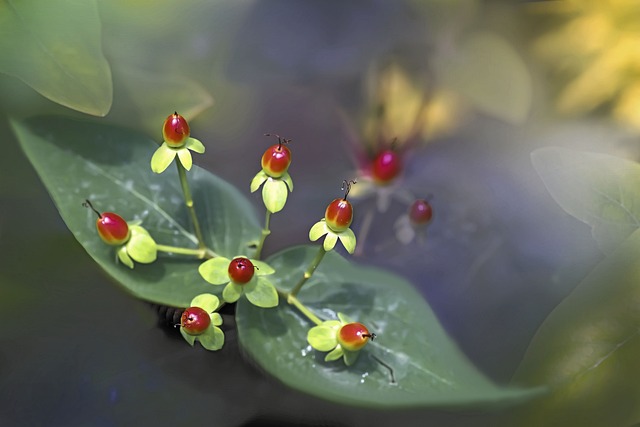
[287,293,323,326]
[289,246,326,297]
[176,161,206,251]
[156,244,217,259]
[254,210,272,260]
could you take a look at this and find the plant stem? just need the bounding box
[156,244,217,259]
[176,161,206,251]
[289,246,326,297]
[287,293,323,326]
[254,210,272,260]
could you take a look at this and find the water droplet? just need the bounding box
[300,345,312,357]
[359,372,369,384]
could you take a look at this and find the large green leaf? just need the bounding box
[12,115,261,307]
[509,229,640,427]
[532,146,640,254]
[0,0,112,116]
[236,245,540,408]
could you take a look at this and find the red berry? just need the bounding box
[96,212,130,245]
[84,200,130,245]
[371,149,402,184]
[325,198,353,232]
[163,112,190,147]
[338,322,374,352]
[409,199,433,225]
[261,143,292,178]
[228,257,255,284]
[181,306,211,335]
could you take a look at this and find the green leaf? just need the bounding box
[190,293,220,313]
[307,322,340,351]
[198,326,225,351]
[126,226,157,264]
[436,31,531,124]
[308,220,328,241]
[180,328,196,346]
[222,282,242,303]
[262,177,288,213]
[509,229,640,427]
[250,170,268,193]
[198,257,232,285]
[244,277,278,308]
[236,246,540,408]
[337,228,356,254]
[0,0,112,116]
[532,146,640,254]
[13,115,261,307]
[253,259,275,276]
[150,144,176,174]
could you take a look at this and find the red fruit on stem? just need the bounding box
[338,322,375,352]
[181,306,211,335]
[261,144,292,178]
[261,135,292,178]
[96,212,130,245]
[409,199,433,225]
[163,112,190,147]
[371,149,402,184]
[84,200,130,245]
[325,198,353,232]
[228,257,255,284]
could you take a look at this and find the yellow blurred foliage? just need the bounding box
[529,0,640,129]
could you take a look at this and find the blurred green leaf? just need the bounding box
[532,146,640,254]
[112,65,214,136]
[12,115,260,307]
[510,229,640,427]
[0,0,112,116]
[236,246,540,408]
[436,32,532,124]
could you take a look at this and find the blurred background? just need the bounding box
[1,0,639,425]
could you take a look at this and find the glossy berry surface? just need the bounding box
[163,112,190,147]
[371,149,402,184]
[261,144,292,178]
[338,322,373,352]
[96,212,130,245]
[181,306,211,335]
[409,199,433,225]
[325,198,353,232]
[228,257,255,284]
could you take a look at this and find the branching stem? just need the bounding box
[156,244,217,259]
[289,246,326,297]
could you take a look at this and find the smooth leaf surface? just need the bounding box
[13,115,261,307]
[236,246,539,408]
[0,0,112,115]
[113,65,214,137]
[509,229,640,427]
[532,146,640,254]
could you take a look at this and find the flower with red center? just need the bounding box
[83,200,157,269]
[251,134,294,213]
[151,112,205,174]
[394,198,434,245]
[179,293,225,351]
[307,312,376,366]
[309,180,357,253]
[198,256,278,308]
[371,148,402,184]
